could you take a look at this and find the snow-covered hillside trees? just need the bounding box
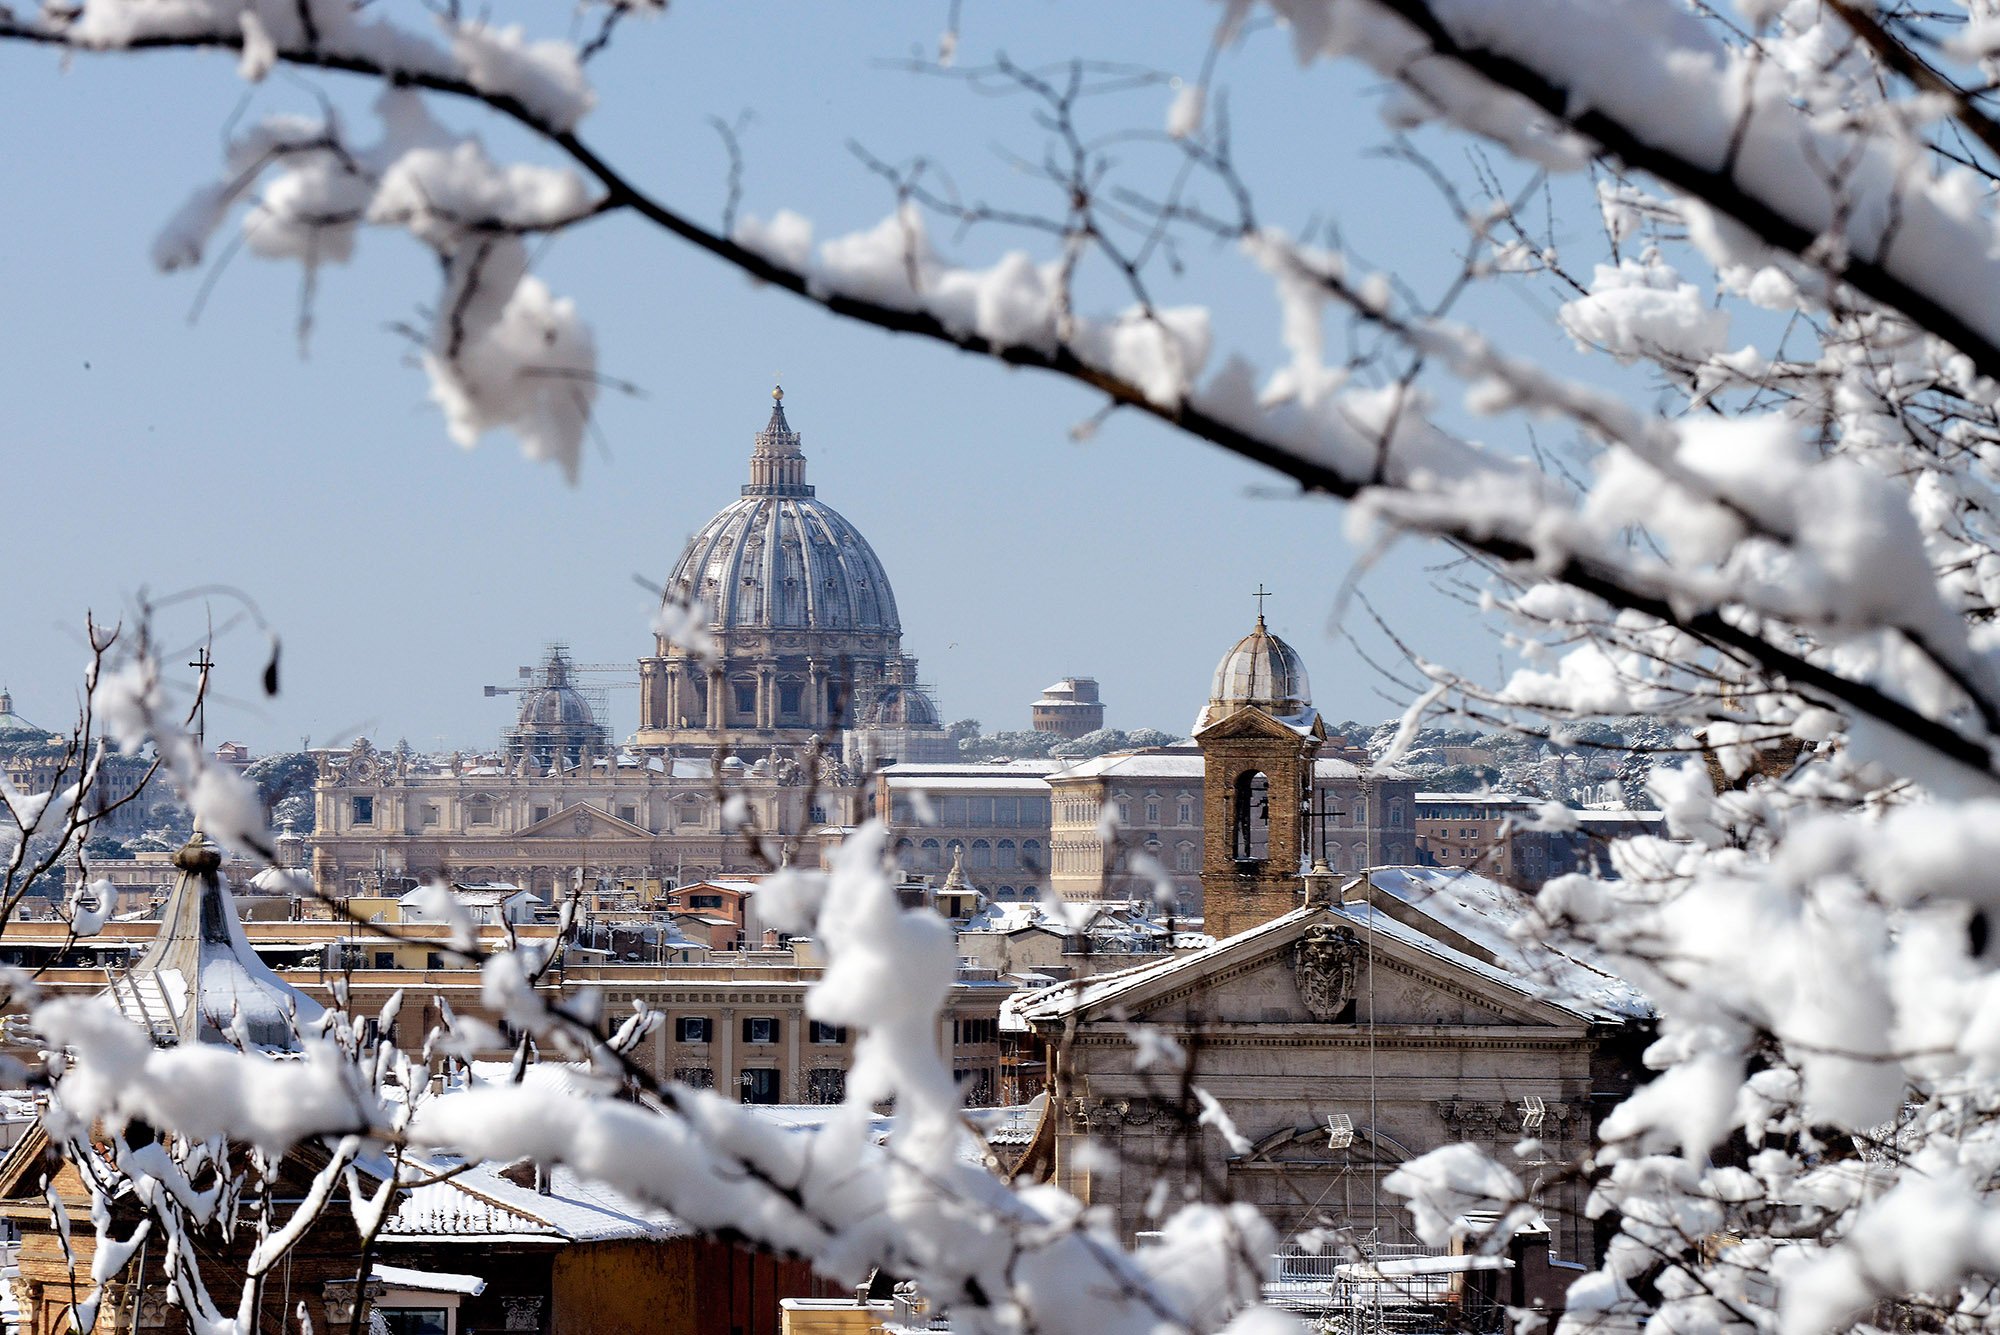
[13,0,2000,1330]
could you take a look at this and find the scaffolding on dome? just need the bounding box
[487,643,623,770]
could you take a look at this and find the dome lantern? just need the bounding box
[747,382,812,497]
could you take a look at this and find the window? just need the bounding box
[1145,799,1160,825]
[1354,798,1368,823]
[673,1066,714,1090]
[1022,839,1042,870]
[953,1018,998,1044]
[676,1016,712,1044]
[920,838,942,869]
[739,1068,781,1104]
[617,804,637,825]
[467,796,493,826]
[1116,800,1130,824]
[809,1020,847,1044]
[420,803,438,827]
[1390,802,1405,828]
[690,893,723,909]
[733,680,757,715]
[743,1016,779,1044]
[1234,771,1271,861]
[677,799,703,827]
[1178,797,1194,825]
[351,795,374,825]
[1177,842,1196,873]
[373,951,395,970]
[971,839,992,869]
[997,839,1017,869]
[993,798,1019,827]
[806,1068,846,1104]
[779,681,803,718]
[377,1309,449,1335]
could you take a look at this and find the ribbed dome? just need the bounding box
[862,683,940,728]
[665,390,901,636]
[1209,617,1312,714]
[523,686,596,727]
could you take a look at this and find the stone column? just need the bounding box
[807,660,827,729]
[706,667,724,731]
[786,1007,803,1102]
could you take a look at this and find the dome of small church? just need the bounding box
[663,389,901,637]
[1208,615,1312,715]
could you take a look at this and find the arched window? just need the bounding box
[1021,839,1043,871]
[971,839,992,869]
[1176,841,1196,873]
[920,837,942,869]
[1234,771,1270,861]
[997,839,1018,869]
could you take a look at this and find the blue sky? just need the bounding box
[0,4,1609,752]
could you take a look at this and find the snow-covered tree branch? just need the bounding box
[24,0,2000,1330]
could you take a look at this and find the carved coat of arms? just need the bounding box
[1290,924,1362,1020]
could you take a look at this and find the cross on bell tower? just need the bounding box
[189,646,214,750]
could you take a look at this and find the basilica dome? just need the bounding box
[663,389,900,636]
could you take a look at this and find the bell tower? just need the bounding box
[1193,597,1326,938]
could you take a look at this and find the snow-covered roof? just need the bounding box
[1359,868,1650,1020]
[885,774,1054,792]
[373,1265,486,1297]
[883,760,1067,776]
[384,1159,682,1244]
[1017,873,1648,1027]
[1413,791,1537,806]
[106,834,323,1053]
[1312,757,1415,781]
[1051,752,1207,781]
[1016,909,1312,1023]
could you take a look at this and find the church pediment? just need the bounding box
[515,803,651,839]
[1023,906,1586,1033]
[1192,704,1326,744]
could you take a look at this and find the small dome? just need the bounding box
[862,683,940,729]
[1208,617,1311,715]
